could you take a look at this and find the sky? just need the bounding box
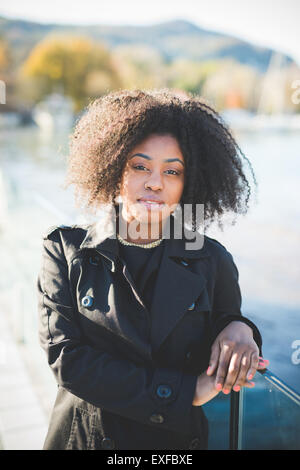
[1,0,300,65]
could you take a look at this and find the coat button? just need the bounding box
[149,413,164,424]
[188,437,201,450]
[101,437,115,449]
[188,302,195,310]
[81,295,93,308]
[156,384,172,399]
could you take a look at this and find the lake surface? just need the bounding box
[0,125,299,400]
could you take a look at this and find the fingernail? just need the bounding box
[233,385,240,392]
[248,373,253,380]
[249,381,255,387]
[258,361,269,368]
[216,383,222,390]
[207,366,212,374]
[259,357,269,364]
[223,389,230,395]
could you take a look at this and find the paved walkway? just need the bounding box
[0,309,56,450]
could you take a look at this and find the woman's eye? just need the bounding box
[133,165,148,171]
[133,165,179,175]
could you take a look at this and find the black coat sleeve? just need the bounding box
[37,234,198,436]
[210,248,262,355]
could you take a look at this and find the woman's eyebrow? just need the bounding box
[129,153,185,167]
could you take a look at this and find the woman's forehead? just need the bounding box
[129,134,184,161]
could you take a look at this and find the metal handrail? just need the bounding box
[258,369,300,406]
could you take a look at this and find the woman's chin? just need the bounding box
[133,209,171,225]
[119,202,172,227]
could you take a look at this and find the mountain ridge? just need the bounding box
[0,16,295,72]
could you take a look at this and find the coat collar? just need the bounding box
[79,204,211,264]
[79,205,119,270]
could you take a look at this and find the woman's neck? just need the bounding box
[116,208,168,244]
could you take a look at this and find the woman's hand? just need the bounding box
[207,321,269,394]
[192,372,221,406]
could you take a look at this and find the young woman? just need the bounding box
[37,89,268,450]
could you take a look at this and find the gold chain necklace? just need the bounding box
[117,233,163,249]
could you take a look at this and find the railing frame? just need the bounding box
[229,369,300,450]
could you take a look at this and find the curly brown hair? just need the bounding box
[64,88,257,231]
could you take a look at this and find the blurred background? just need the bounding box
[0,0,299,450]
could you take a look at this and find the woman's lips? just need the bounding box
[137,199,165,210]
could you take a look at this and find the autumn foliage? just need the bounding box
[21,35,121,111]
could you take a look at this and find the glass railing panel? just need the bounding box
[203,393,230,449]
[238,371,300,449]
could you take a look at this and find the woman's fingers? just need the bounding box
[256,357,270,371]
[215,351,269,393]
[231,352,251,391]
[208,338,270,394]
[206,340,221,376]
[246,356,269,381]
[245,353,260,381]
[232,352,260,390]
[233,356,270,391]
[221,348,246,394]
[214,342,235,391]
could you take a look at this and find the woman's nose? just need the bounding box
[145,172,163,191]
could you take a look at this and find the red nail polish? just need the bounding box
[233,385,240,392]
[216,383,222,390]
[223,389,230,395]
[259,357,269,364]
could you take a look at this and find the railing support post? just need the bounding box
[229,389,243,449]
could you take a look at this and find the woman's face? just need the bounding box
[119,133,185,238]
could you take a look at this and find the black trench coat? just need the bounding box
[37,209,262,450]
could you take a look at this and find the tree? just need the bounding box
[0,37,10,73]
[20,35,121,111]
[0,36,16,107]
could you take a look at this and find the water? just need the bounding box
[0,125,299,434]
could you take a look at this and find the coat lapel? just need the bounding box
[149,233,211,353]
